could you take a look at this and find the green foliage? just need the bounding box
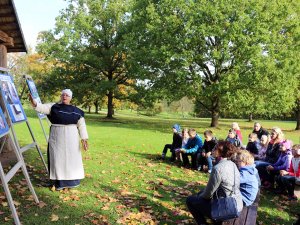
[128,0,300,126]
[36,0,136,118]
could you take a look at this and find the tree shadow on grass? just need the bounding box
[98,181,197,225]
[85,114,214,135]
[257,189,300,225]
[129,151,300,225]
[0,174,108,225]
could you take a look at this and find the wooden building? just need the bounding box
[0,0,27,68]
[0,0,27,161]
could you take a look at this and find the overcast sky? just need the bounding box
[13,0,68,50]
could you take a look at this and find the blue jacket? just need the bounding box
[183,134,203,154]
[239,164,259,206]
[272,149,293,171]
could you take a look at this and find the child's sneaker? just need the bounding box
[197,166,202,171]
[208,170,212,174]
[288,195,298,201]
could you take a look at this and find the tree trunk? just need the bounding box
[210,97,220,127]
[94,100,99,114]
[88,106,91,113]
[106,90,114,118]
[248,113,253,122]
[295,99,300,130]
[210,110,219,127]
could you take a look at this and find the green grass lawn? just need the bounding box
[0,109,300,225]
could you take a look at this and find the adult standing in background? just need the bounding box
[253,122,269,140]
[29,89,88,190]
[232,122,243,142]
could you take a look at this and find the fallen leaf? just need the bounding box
[38,201,47,208]
[50,214,59,222]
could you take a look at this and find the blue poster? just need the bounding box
[0,106,9,137]
[26,79,46,119]
[0,73,27,123]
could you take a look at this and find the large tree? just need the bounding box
[37,0,134,118]
[128,0,299,127]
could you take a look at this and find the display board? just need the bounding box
[0,73,26,123]
[0,71,48,174]
[26,78,46,119]
[0,106,9,136]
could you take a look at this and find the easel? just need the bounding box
[19,75,50,142]
[0,70,48,174]
[0,109,39,225]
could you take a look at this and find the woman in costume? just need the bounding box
[29,89,88,190]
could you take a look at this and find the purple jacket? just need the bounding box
[271,149,293,171]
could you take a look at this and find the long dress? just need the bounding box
[35,102,88,189]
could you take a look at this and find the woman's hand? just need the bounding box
[81,139,89,151]
[279,170,288,176]
[28,94,37,107]
[267,165,274,171]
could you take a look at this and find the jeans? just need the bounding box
[197,153,215,171]
[254,161,271,181]
[186,194,212,225]
[276,175,296,196]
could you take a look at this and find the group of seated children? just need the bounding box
[161,122,300,201]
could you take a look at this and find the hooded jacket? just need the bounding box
[239,164,259,206]
[271,149,293,171]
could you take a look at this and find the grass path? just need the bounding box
[0,110,299,224]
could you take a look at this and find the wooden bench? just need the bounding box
[221,193,260,225]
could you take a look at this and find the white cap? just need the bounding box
[61,89,72,98]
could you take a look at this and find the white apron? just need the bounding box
[49,124,84,180]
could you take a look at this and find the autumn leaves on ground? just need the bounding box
[0,110,300,224]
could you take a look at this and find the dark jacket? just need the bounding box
[171,133,182,150]
[265,141,281,164]
[253,128,269,140]
[246,141,260,155]
[202,138,218,154]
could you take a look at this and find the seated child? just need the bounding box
[264,140,293,188]
[197,130,218,173]
[161,124,182,161]
[175,128,189,161]
[236,150,259,206]
[246,133,260,155]
[180,128,203,169]
[276,144,300,201]
[226,129,242,148]
[255,134,269,160]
